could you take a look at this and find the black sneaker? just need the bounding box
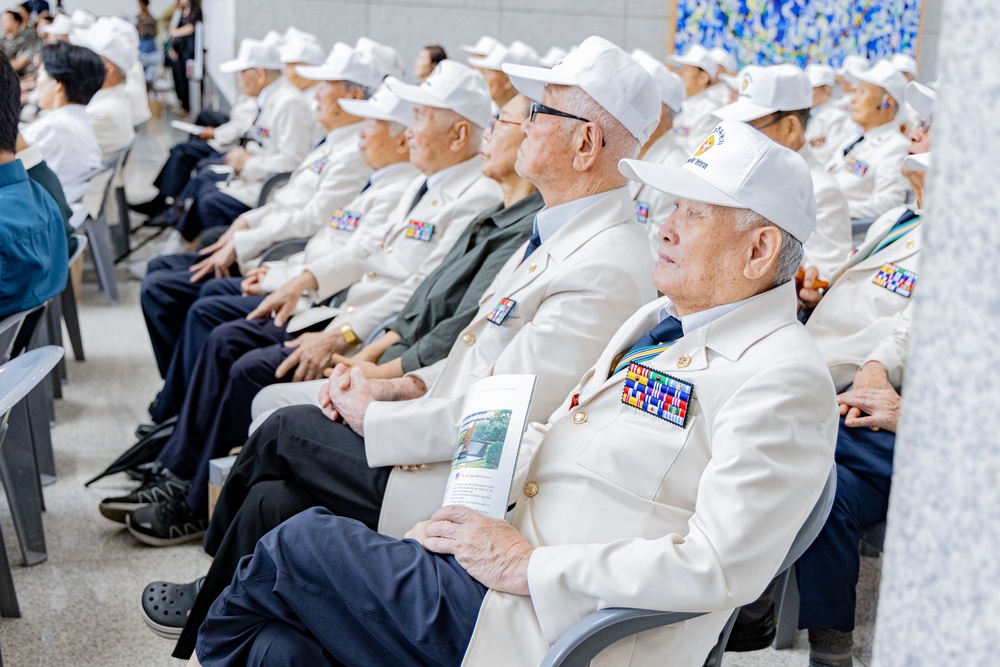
[126,497,208,547]
[129,195,169,218]
[141,577,205,639]
[98,464,189,524]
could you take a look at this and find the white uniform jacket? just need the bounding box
[259,162,421,294]
[208,95,258,154]
[217,76,316,207]
[86,85,136,157]
[126,61,152,125]
[864,308,910,389]
[806,205,922,391]
[287,157,502,339]
[233,123,370,268]
[21,104,102,195]
[830,121,910,220]
[800,146,852,280]
[673,86,724,154]
[366,187,657,538]
[807,101,857,168]
[460,281,837,666]
[631,132,687,258]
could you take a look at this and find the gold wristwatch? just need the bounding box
[340,323,360,348]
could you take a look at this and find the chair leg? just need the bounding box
[703,608,740,667]
[113,185,132,262]
[0,403,47,566]
[44,297,66,392]
[772,568,799,649]
[0,432,20,619]
[27,381,56,486]
[60,281,85,361]
[85,216,120,305]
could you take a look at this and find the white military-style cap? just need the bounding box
[106,16,140,50]
[540,46,568,68]
[468,40,539,71]
[838,54,870,81]
[356,37,405,80]
[719,72,740,90]
[71,19,137,71]
[503,35,661,144]
[46,13,72,35]
[279,28,325,65]
[713,63,812,122]
[631,49,685,114]
[710,46,737,74]
[387,60,493,129]
[903,151,930,172]
[852,59,907,105]
[905,80,936,118]
[619,120,817,242]
[219,38,283,73]
[261,30,284,49]
[460,35,502,57]
[666,44,719,77]
[296,42,385,90]
[70,9,95,30]
[339,79,413,127]
[890,53,918,78]
[806,63,835,88]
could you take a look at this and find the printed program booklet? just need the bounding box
[170,120,206,135]
[440,374,538,519]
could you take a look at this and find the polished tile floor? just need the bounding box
[0,112,883,667]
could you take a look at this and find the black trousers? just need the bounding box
[172,406,390,659]
[175,176,251,241]
[154,140,222,200]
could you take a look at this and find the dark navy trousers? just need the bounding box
[154,139,222,200]
[176,173,251,241]
[796,416,895,631]
[196,508,487,667]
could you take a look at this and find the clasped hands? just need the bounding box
[318,363,427,435]
[837,361,901,433]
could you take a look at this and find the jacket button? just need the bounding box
[346,305,356,313]
[385,246,393,253]
[524,481,538,497]
[462,333,475,345]
[676,355,692,369]
[905,238,915,249]
[572,411,587,424]
[528,263,537,273]
[367,271,376,279]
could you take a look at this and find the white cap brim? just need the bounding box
[903,152,930,172]
[467,56,502,71]
[719,73,740,90]
[295,65,346,81]
[905,81,936,118]
[219,59,280,73]
[339,97,412,126]
[500,62,575,102]
[618,159,743,209]
[385,78,448,108]
[712,99,779,122]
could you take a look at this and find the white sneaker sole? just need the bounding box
[126,516,206,547]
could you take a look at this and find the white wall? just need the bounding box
[202,0,237,102]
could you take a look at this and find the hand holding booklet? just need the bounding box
[170,119,206,135]
[440,374,538,520]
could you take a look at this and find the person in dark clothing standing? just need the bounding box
[167,0,200,116]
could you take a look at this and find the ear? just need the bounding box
[571,122,602,172]
[348,85,366,101]
[743,225,784,281]
[449,119,471,153]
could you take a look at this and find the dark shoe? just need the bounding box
[725,604,776,652]
[98,464,188,524]
[129,195,169,218]
[147,205,181,228]
[808,628,853,667]
[127,497,208,546]
[141,577,205,639]
[134,423,158,440]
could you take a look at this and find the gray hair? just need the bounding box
[732,207,803,286]
[343,80,375,99]
[559,85,640,162]
[432,106,484,148]
[387,120,406,137]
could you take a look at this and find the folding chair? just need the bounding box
[540,466,838,667]
[257,171,292,207]
[70,154,121,305]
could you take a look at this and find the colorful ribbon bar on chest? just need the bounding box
[621,362,693,428]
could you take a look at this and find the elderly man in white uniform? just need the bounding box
[190,117,836,667]
[828,60,910,221]
[667,44,725,152]
[714,64,851,280]
[805,63,858,168]
[467,39,539,108]
[74,18,137,156]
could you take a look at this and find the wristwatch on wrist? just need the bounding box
[340,323,360,348]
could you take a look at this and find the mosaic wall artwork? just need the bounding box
[673,0,922,68]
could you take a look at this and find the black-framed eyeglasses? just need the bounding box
[918,114,933,133]
[529,100,606,147]
[489,111,523,133]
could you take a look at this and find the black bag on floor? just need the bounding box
[84,416,178,487]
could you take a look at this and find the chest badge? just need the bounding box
[486,298,516,326]
[872,263,917,298]
[845,157,870,177]
[309,157,329,174]
[254,126,270,140]
[635,201,650,224]
[810,136,827,147]
[405,220,435,242]
[329,209,361,232]
[621,362,693,429]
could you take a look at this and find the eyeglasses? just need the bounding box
[918,114,933,133]
[528,100,606,147]
[488,111,523,133]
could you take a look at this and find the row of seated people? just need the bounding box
[90,33,927,667]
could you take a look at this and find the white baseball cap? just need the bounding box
[105,16,139,50]
[47,13,72,35]
[503,35,661,144]
[631,49,684,114]
[468,40,539,71]
[461,35,502,57]
[261,31,284,49]
[356,37,405,80]
[618,120,817,242]
[890,53,918,78]
[387,60,493,129]
[280,28,325,66]
[296,43,385,90]
[719,72,740,90]
[540,46,568,68]
[71,20,136,72]
[905,80,936,118]
[219,38,283,73]
[666,44,719,77]
[838,54,870,81]
[903,151,930,172]
[70,9,95,31]
[852,59,907,106]
[339,79,413,127]
[806,63,835,88]
[714,63,812,122]
[710,47,737,74]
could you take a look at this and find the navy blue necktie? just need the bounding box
[842,134,865,157]
[405,180,429,215]
[521,230,542,263]
[612,315,684,376]
[359,179,372,193]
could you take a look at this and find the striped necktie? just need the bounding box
[611,315,684,377]
[857,210,921,261]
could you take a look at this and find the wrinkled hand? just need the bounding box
[319,365,376,434]
[189,239,237,282]
[326,354,379,376]
[276,331,348,382]
[798,265,825,309]
[240,266,270,296]
[840,361,893,421]
[406,506,533,596]
[225,148,251,174]
[197,127,216,140]
[837,386,901,433]
[245,271,316,327]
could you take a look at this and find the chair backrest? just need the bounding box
[778,464,838,572]
[0,347,65,417]
[257,171,292,207]
[0,310,30,364]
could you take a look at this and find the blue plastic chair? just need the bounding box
[539,466,838,667]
